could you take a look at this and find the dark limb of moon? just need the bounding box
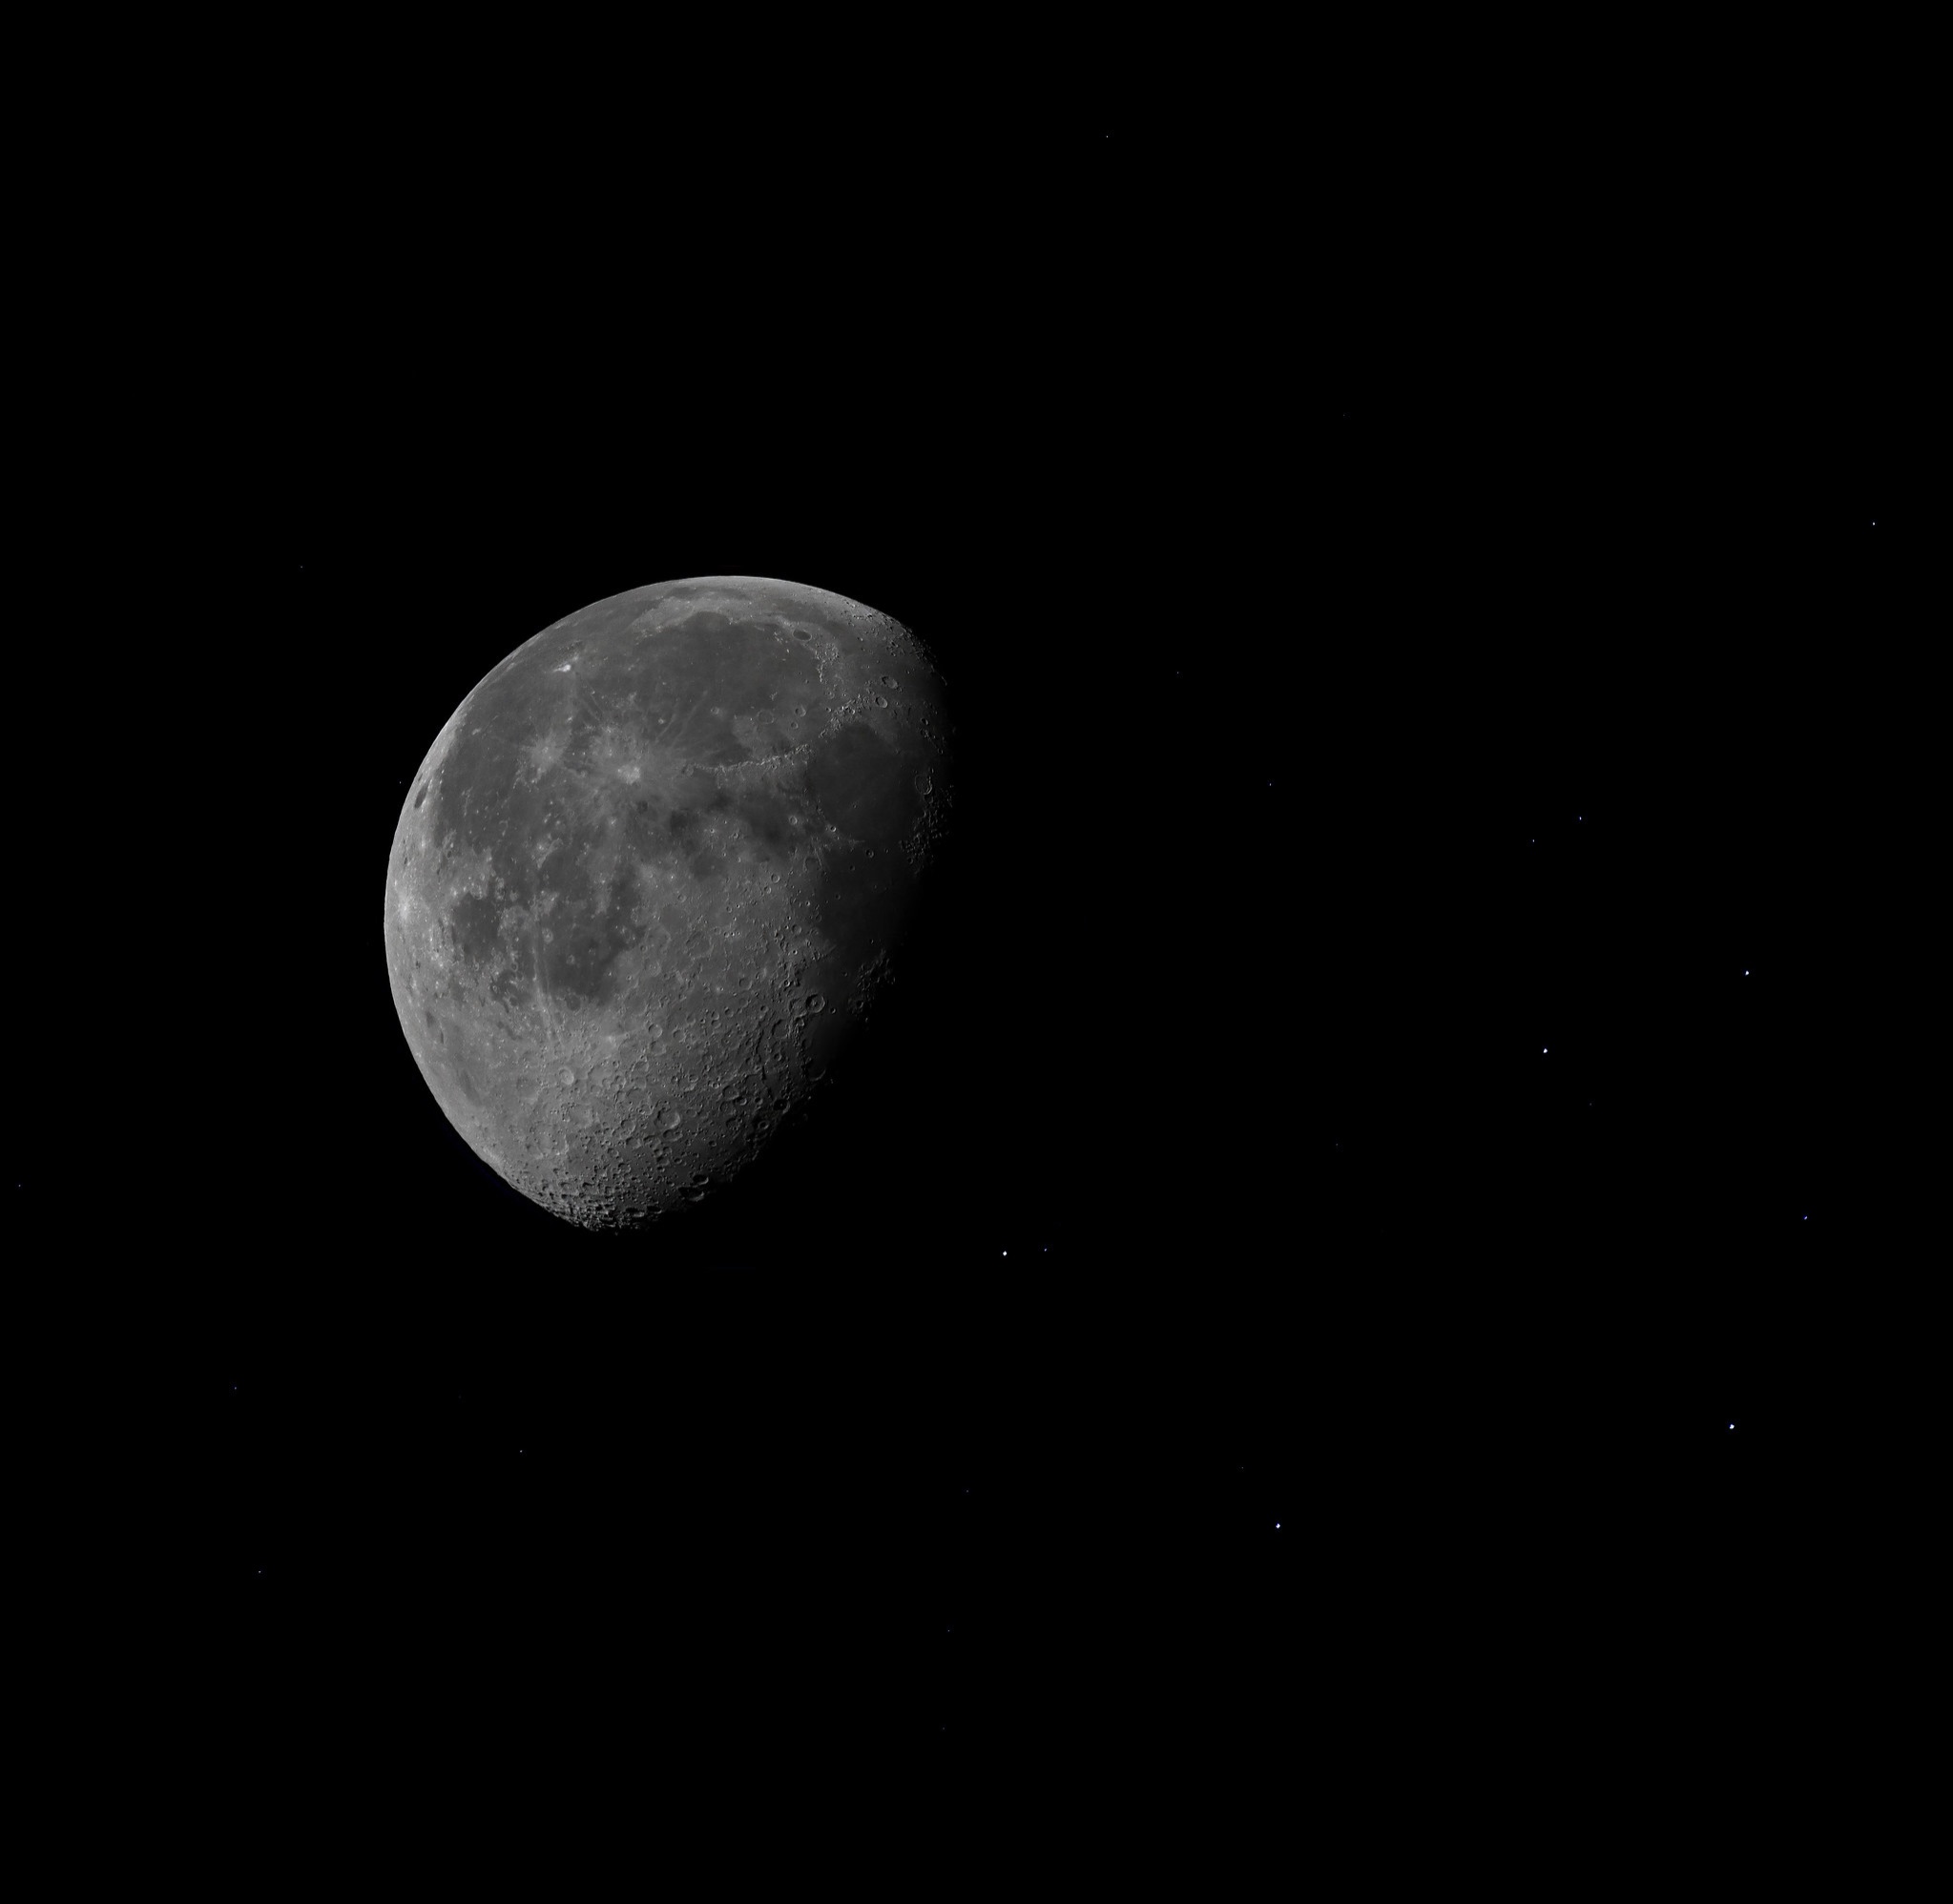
[383,577,954,1231]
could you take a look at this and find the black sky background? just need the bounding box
[15,128,1926,1803]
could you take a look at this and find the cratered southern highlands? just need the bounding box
[383,576,954,1230]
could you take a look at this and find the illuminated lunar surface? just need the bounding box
[383,576,954,1230]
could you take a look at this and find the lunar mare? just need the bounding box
[383,577,953,1230]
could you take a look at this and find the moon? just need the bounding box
[383,576,954,1230]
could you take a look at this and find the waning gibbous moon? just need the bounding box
[383,576,954,1230]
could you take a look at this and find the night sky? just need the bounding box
[22,131,1922,1806]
